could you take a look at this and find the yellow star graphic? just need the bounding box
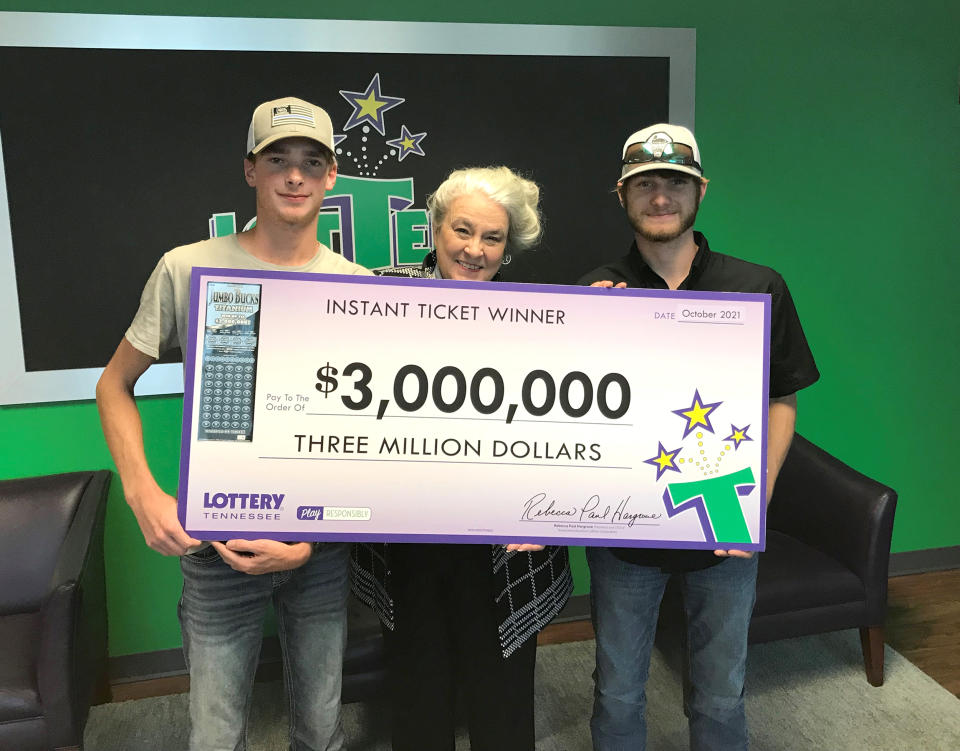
[645,441,684,479]
[400,137,414,149]
[653,447,678,471]
[724,424,752,449]
[681,399,715,430]
[356,92,387,119]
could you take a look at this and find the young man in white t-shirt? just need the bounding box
[97,97,371,751]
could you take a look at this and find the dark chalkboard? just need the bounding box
[0,44,670,375]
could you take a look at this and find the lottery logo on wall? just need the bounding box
[208,73,431,271]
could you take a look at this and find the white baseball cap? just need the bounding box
[619,124,703,184]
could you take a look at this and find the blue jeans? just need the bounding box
[179,542,350,751]
[587,547,758,751]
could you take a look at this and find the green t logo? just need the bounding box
[663,467,756,544]
[321,175,430,269]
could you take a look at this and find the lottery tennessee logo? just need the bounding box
[203,492,285,510]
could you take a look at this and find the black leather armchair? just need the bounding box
[752,433,898,684]
[660,433,897,686]
[0,471,111,751]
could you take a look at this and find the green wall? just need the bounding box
[1,1,957,658]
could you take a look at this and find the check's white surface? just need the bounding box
[180,270,769,550]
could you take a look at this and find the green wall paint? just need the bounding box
[1,1,957,657]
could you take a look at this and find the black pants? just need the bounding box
[383,543,537,751]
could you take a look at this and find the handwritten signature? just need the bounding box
[521,492,661,527]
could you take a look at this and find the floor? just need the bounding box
[538,568,960,699]
[112,568,960,702]
[885,569,960,697]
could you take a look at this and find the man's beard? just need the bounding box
[628,193,700,242]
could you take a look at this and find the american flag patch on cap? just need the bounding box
[272,104,315,127]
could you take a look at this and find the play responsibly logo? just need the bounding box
[297,505,372,521]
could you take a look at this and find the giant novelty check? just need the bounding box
[177,269,771,551]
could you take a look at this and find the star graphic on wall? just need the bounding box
[724,424,753,449]
[386,124,427,161]
[339,73,405,135]
[644,442,684,480]
[332,133,347,148]
[672,389,722,438]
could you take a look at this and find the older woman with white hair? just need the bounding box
[352,166,572,751]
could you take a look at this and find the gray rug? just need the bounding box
[86,631,960,750]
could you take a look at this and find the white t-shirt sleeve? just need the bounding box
[124,255,178,360]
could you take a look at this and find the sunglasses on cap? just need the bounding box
[623,140,701,172]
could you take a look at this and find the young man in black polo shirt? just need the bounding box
[579,124,819,751]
